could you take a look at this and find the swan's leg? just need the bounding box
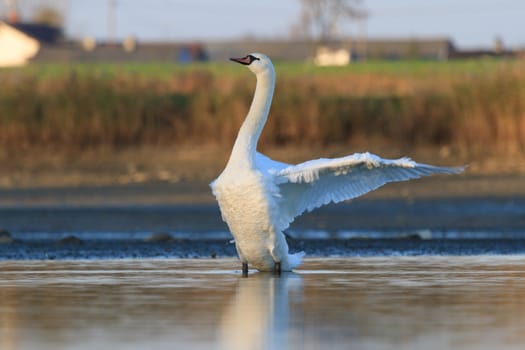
[268,245,282,275]
[235,242,249,276]
[268,229,285,276]
[274,262,281,276]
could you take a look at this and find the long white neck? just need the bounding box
[227,67,275,169]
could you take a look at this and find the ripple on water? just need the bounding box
[1,257,525,349]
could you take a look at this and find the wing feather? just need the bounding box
[270,152,464,231]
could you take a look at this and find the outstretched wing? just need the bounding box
[256,152,290,172]
[270,152,464,230]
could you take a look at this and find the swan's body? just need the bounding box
[211,53,463,273]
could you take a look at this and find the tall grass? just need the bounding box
[0,60,523,156]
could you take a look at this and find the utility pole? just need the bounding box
[107,0,117,43]
[357,15,367,61]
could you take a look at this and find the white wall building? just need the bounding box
[314,47,351,66]
[0,21,39,67]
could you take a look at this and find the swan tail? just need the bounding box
[285,251,305,270]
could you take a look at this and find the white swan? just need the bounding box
[210,53,463,273]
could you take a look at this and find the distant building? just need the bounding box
[0,20,63,67]
[360,38,454,60]
[177,44,208,63]
[34,41,209,63]
[205,38,456,62]
[447,38,516,59]
[314,46,351,66]
[205,39,316,62]
[1,29,516,65]
[0,20,39,67]
[9,22,62,44]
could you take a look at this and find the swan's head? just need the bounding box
[230,53,274,76]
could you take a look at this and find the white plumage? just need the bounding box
[210,53,463,273]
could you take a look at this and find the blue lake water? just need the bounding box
[0,180,524,240]
[1,195,525,240]
[1,184,525,348]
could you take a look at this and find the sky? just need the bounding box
[5,0,525,49]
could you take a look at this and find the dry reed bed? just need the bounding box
[0,61,523,158]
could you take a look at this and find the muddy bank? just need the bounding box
[1,144,525,190]
[1,174,525,207]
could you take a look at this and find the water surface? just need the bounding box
[2,195,525,240]
[1,257,524,349]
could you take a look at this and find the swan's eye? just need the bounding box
[247,55,260,63]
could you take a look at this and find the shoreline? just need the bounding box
[1,174,525,207]
[2,239,525,261]
[1,145,525,203]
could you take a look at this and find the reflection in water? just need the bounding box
[1,257,525,349]
[219,273,302,350]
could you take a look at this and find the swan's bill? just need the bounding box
[230,54,260,65]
